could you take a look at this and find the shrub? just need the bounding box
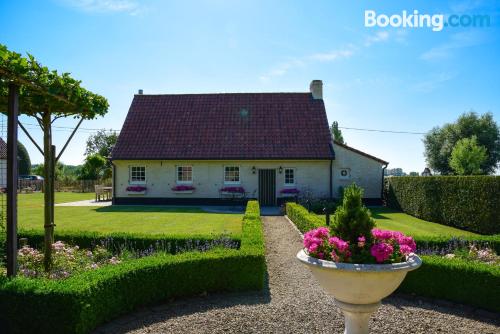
[331,184,375,245]
[398,255,500,312]
[0,201,265,334]
[285,202,324,233]
[386,176,500,234]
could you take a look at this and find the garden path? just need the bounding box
[95,216,499,334]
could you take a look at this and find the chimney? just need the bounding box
[138,89,143,95]
[309,80,323,99]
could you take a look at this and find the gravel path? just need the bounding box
[95,216,499,334]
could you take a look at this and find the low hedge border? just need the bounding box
[285,202,500,312]
[285,202,324,233]
[15,229,241,254]
[398,255,500,313]
[0,201,266,334]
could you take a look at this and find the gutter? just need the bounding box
[381,163,388,201]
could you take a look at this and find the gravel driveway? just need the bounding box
[95,216,499,334]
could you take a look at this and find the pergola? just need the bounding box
[0,44,109,276]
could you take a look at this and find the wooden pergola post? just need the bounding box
[6,83,19,277]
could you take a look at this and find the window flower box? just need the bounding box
[172,185,196,194]
[280,188,300,197]
[126,186,147,195]
[220,186,245,198]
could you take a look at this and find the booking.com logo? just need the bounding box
[365,10,491,32]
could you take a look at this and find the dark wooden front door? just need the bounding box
[258,169,276,206]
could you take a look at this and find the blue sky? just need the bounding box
[1,0,499,173]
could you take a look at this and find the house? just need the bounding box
[111,80,388,206]
[0,138,6,188]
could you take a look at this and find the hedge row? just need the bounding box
[16,229,241,254]
[0,201,266,334]
[386,176,500,235]
[285,203,324,233]
[398,255,500,312]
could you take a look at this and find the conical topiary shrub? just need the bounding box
[331,183,375,246]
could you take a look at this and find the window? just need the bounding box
[339,168,351,180]
[284,168,295,185]
[130,166,146,184]
[224,166,240,184]
[177,166,193,183]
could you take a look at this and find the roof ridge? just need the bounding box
[134,92,311,96]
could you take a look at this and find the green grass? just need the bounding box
[18,192,242,236]
[369,207,478,237]
[321,207,479,238]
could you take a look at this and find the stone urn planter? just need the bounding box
[297,249,422,334]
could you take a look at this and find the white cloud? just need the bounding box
[59,0,142,15]
[412,72,457,93]
[420,31,486,61]
[259,31,390,82]
[364,31,389,47]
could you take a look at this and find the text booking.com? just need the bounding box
[365,10,490,32]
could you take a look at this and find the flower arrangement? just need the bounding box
[280,188,300,194]
[126,186,147,192]
[220,186,245,193]
[303,184,416,264]
[171,185,196,191]
[17,241,121,279]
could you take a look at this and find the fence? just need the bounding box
[17,179,112,193]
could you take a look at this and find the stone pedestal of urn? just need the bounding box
[297,250,422,334]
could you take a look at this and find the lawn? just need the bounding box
[370,207,478,237]
[18,192,243,236]
[323,207,478,238]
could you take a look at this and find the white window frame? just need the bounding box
[176,165,193,184]
[284,167,296,186]
[224,166,241,184]
[129,166,146,184]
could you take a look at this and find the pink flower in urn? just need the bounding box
[370,242,394,263]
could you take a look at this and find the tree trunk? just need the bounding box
[42,113,54,272]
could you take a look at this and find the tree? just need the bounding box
[85,130,117,158]
[78,154,107,180]
[0,44,109,272]
[331,121,345,144]
[423,112,500,175]
[409,172,419,176]
[449,136,488,175]
[331,184,375,246]
[17,141,31,175]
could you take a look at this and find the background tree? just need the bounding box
[78,154,107,180]
[85,130,117,158]
[449,136,488,175]
[17,141,31,175]
[423,112,500,175]
[331,121,345,144]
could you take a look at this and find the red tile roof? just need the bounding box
[112,93,335,160]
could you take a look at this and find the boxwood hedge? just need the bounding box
[398,255,500,312]
[285,202,324,233]
[386,176,500,235]
[0,201,266,334]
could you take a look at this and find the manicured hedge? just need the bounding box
[16,229,241,254]
[285,203,324,233]
[398,255,500,312]
[386,176,500,235]
[0,201,266,334]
